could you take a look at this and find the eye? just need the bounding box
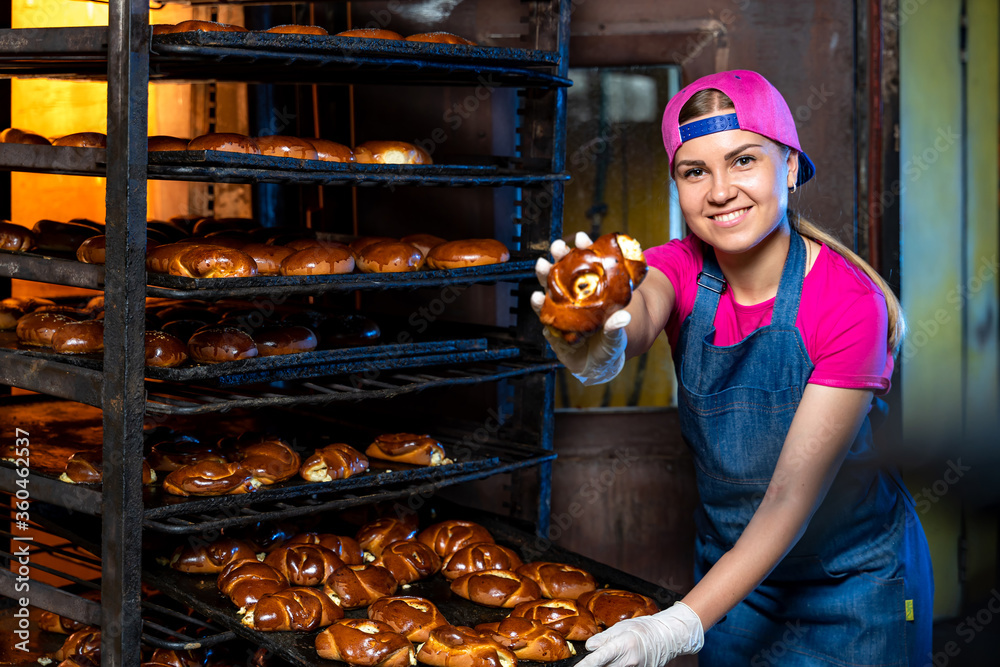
[682,167,704,179]
[734,155,755,167]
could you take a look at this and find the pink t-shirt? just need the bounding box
[645,235,893,394]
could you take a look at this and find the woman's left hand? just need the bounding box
[576,602,704,667]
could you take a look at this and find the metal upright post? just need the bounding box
[103,0,149,664]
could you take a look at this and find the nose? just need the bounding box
[707,172,736,205]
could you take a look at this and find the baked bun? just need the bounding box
[279,244,355,275]
[349,236,396,256]
[299,443,369,482]
[163,19,248,33]
[356,241,424,273]
[51,320,105,355]
[255,135,318,160]
[416,520,494,559]
[310,138,355,162]
[315,618,415,667]
[231,436,301,484]
[0,220,35,251]
[37,605,90,634]
[188,327,258,364]
[450,570,541,608]
[243,586,343,631]
[405,32,476,46]
[507,598,599,640]
[515,562,596,600]
[217,559,288,610]
[144,649,205,667]
[169,537,258,574]
[368,596,447,643]
[323,563,398,609]
[146,243,190,274]
[148,435,222,472]
[474,617,574,662]
[540,233,647,343]
[265,24,329,35]
[400,233,446,257]
[148,135,190,151]
[0,303,22,330]
[168,245,258,278]
[285,533,365,565]
[53,629,102,663]
[335,28,404,40]
[239,522,297,554]
[576,589,659,628]
[52,132,106,148]
[75,235,107,264]
[374,540,442,584]
[320,313,381,347]
[1,127,50,145]
[263,544,345,586]
[188,133,260,154]
[354,141,432,165]
[356,518,418,558]
[16,312,75,347]
[416,625,517,667]
[441,543,523,582]
[365,434,451,467]
[162,460,261,496]
[144,330,189,368]
[239,243,294,275]
[254,325,318,356]
[425,240,509,269]
[58,451,156,485]
[32,219,101,254]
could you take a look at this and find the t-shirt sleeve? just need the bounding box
[644,236,702,347]
[807,290,893,395]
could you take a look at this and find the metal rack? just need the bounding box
[0,2,570,665]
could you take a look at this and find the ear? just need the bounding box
[786,149,800,189]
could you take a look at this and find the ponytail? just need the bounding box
[789,210,905,356]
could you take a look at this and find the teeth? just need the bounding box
[713,208,747,222]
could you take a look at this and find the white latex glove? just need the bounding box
[576,602,704,667]
[532,232,629,386]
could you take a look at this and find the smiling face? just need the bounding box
[673,113,799,256]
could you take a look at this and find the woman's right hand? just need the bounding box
[530,232,629,386]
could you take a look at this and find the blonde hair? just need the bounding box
[678,89,906,356]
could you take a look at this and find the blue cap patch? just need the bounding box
[678,113,740,142]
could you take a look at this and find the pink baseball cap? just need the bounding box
[661,69,815,186]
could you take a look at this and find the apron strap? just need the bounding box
[690,240,727,339]
[771,231,807,326]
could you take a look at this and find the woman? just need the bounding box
[533,70,933,665]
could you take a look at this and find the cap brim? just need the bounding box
[797,151,816,186]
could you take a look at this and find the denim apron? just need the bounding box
[676,233,933,665]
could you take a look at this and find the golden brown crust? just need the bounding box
[335,28,404,40]
[188,133,260,154]
[231,436,301,484]
[540,233,647,343]
[441,543,523,581]
[148,435,220,472]
[365,433,450,467]
[416,520,494,559]
[279,244,355,275]
[1,127,51,145]
[243,586,343,631]
[323,563,399,609]
[405,32,476,46]
[37,609,89,635]
[54,629,101,662]
[240,243,294,275]
[315,618,415,667]
[425,240,509,270]
[144,330,189,368]
[474,617,574,662]
[146,243,191,274]
[51,320,105,355]
[285,533,365,565]
[310,138,356,162]
[399,234,446,257]
[264,544,345,586]
[145,648,205,667]
[170,537,258,574]
[32,219,101,254]
[353,141,432,165]
[148,135,190,151]
[168,245,258,278]
[299,443,370,483]
[374,540,442,584]
[164,20,248,34]
[187,327,259,364]
[217,559,288,609]
[514,562,596,600]
[163,460,260,496]
[255,135,318,160]
[449,570,541,608]
[356,517,419,558]
[52,132,106,148]
[368,596,447,643]
[254,325,318,357]
[75,235,106,264]
[16,311,76,347]
[576,589,659,628]
[508,598,599,640]
[0,220,35,252]
[356,241,424,273]
[59,449,155,484]
[416,625,516,667]
[0,304,22,331]
[349,236,396,255]
[265,24,329,36]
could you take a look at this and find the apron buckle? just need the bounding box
[697,271,728,294]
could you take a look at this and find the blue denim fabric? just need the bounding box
[676,233,933,665]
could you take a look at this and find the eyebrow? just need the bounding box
[674,143,764,171]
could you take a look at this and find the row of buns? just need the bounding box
[151,19,476,46]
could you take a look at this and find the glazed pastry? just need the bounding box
[323,563,398,609]
[315,618,415,667]
[416,520,494,559]
[449,569,541,608]
[374,540,442,584]
[474,617,575,662]
[441,543,523,581]
[508,598,599,640]
[576,588,659,628]
[299,443,369,483]
[416,625,516,667]
[365,433,451,467]
[514,562,597,600]
[242,586,343,631]
[367,596,448,643]
[357,517,419,558]
[170,537,258,574]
